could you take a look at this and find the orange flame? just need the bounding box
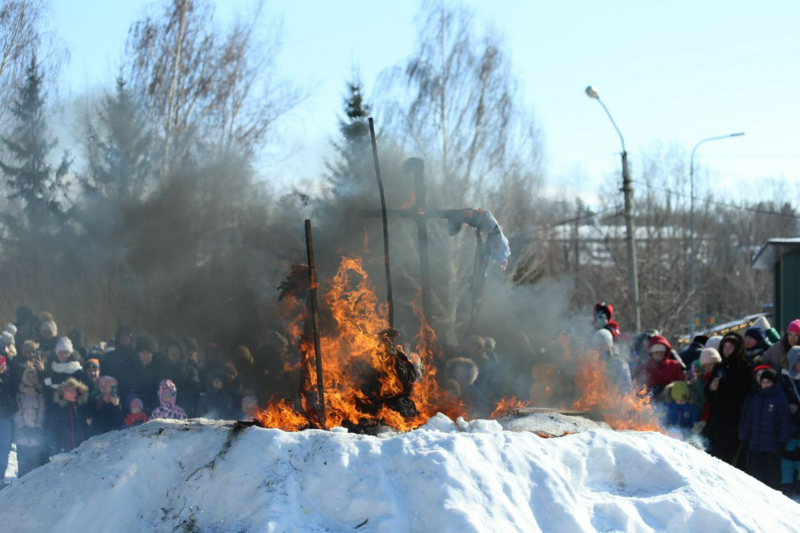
[257,255,466,432]
[489,396,530,419]
[561,334,661,432]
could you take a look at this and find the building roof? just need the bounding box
[751,237,800,270]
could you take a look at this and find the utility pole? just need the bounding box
[586,86,640,332]
[621,151,640,332]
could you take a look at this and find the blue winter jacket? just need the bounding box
[742,384,791,454]
[666,402,699,429]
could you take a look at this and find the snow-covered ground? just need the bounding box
[0,416,798,532]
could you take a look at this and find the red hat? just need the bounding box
[788,320,800,336]
[752,364,771,376]
[647,335,672,353]
[593,302,614,319]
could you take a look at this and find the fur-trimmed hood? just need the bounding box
[447,357,479,386]
[53,377,90,407]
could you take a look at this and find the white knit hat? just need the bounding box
[699,348,722,366]
[5,324,17,335]
[1,331,13,347]
[55,336,73,354]
[40,318,57,337]
[705,336,722,351]
[753,316,771,332]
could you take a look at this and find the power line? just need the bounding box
[508,205,623,240]
[630,179,800,220]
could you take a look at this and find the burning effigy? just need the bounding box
[254,234,661,436]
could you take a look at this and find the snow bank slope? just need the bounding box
[0,417,797,532]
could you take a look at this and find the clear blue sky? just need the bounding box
[52,0,800,202]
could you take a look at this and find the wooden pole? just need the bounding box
[368,117,394,328]
[304,219,325,421]
[404,158,432,325]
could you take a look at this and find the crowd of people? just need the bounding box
[0,302,798,496]
[0,306,287,483]
[587,302,800,495]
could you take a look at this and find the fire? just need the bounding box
[561,335,661,432]
[489,396,529,419]
[259,255,659,434]
[258,255,465,432]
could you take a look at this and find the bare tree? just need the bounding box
[377,0,544,341]
[126,0,301,183]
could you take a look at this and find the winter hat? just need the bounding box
[745,327,766,345]
[788,320,800,336]
[85,358,100,369]
[593,329,614,352]
[39,312,57,336]
[55,336,74,354]
[136,336,158,354]
[752,364,771,376]
[21,340,38,356]
[5,324,17,335]
[788,346,800,378]
[159,379,177,396]
[1,331,14,347]
[670,381,690,402]
[125,393,143,412]
[705,336,723,351]
[593,302,614,320]
[699,348,722,366]
[647,335,672,353]
[753,316,771,332]
[760,368,778,385]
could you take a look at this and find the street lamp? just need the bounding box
[689,132,745,336]
[585,85,640,332]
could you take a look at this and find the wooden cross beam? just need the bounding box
[358,158,436,325]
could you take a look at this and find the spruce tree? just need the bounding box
[327,75,372,197]
[81,76,152,204]
[0,56,70,233]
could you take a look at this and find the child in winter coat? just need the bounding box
[150,380,187,421]
[43,337,86,403]
[665,381,700,430]
[13,368,47,477]
[47,377,92,454]
[94,376,123,434]
[120,394,148,429]
[741,369,791,489]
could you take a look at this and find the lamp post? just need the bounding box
[689,132,745,336]
[585,85,640,332]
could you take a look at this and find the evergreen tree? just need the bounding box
[81,76,152,204]
[327,75,372,197]
[0,56,70,233]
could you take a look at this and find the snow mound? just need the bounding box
[0,418,798,532]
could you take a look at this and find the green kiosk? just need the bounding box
[752,237,800,332]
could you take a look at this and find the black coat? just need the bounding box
[43,355,87,403]
[196,388,237,420]
[124,359,161,412]
[93,401,124,434]
[705,337,752,464]
[47,396,92,454]
[0,372,17,419]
